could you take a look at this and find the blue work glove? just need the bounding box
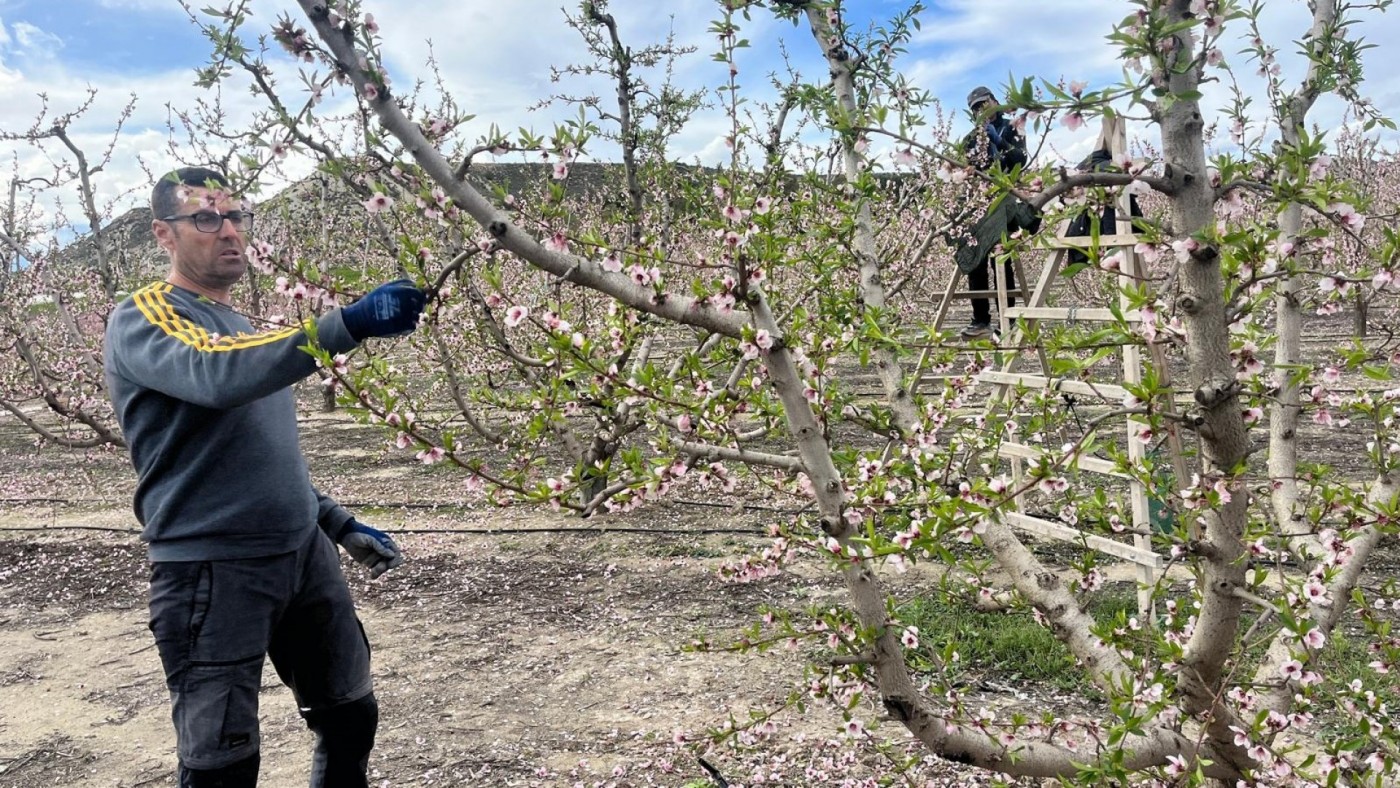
[338,518,405,579]
[340,279,426,341]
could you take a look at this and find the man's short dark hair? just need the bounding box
[152,167,230,220]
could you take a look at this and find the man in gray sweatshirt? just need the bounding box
[104,167,426,787]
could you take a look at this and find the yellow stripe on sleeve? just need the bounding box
[132,283,306,353]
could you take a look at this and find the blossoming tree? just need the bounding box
[6,0,1400,783]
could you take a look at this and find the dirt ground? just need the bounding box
[2,406,1047,788]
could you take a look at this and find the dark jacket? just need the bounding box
[954,195,1042,274]
[1066,148,1143,264]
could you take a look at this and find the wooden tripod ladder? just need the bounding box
[952,117,1186,616]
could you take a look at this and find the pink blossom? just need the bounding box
[900,626,919,648]
[362,82,379,102]
[415,446,445,464]
[600,251,622,273]
[1302,579,1328,602]
[552,161,569,180]
[1171,237,1200,262]
[363,13,378,33]
[1280,659,1303,680]
[505,305,529,328]
[1062,111,1085,131]
[753,196,772,215]
[754,329,774,350]
[722,204,744,223]
[1302,628,1326,649]
[1330,202,1366,231]
[893,147,917,168]
[545,232,569,253]
[363,193,394,214]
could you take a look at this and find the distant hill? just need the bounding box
[58,162,654,280]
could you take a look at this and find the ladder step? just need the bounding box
[1002,512,1162,568]
[1041,233,1141,250]
[948,289,1033,299]
[1003,306,1140,322]
[978,370,1129,401]
[997,442,1132,479]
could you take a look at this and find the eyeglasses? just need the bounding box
[161,210,255,234]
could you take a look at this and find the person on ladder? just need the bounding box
[1065,125,1144,265]
[955,86,1040,339]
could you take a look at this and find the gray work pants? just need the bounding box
[148,527,374,781]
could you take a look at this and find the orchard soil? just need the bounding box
[2,316,1398,787]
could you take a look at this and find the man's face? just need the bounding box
[972,100,997,120]
[153,186,248,295]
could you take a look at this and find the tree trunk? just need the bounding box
[1157,1,1252,772]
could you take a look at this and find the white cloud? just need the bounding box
[11,20,61,56]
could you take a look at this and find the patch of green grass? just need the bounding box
[1314,626,1397,692]
[899,591,1137,693]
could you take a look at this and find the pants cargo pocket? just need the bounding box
[174,656,263,770]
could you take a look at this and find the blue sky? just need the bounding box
[2,0,1398,225]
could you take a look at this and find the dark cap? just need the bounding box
[967,86,996,109]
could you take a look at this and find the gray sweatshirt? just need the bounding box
[104,281,360,562]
